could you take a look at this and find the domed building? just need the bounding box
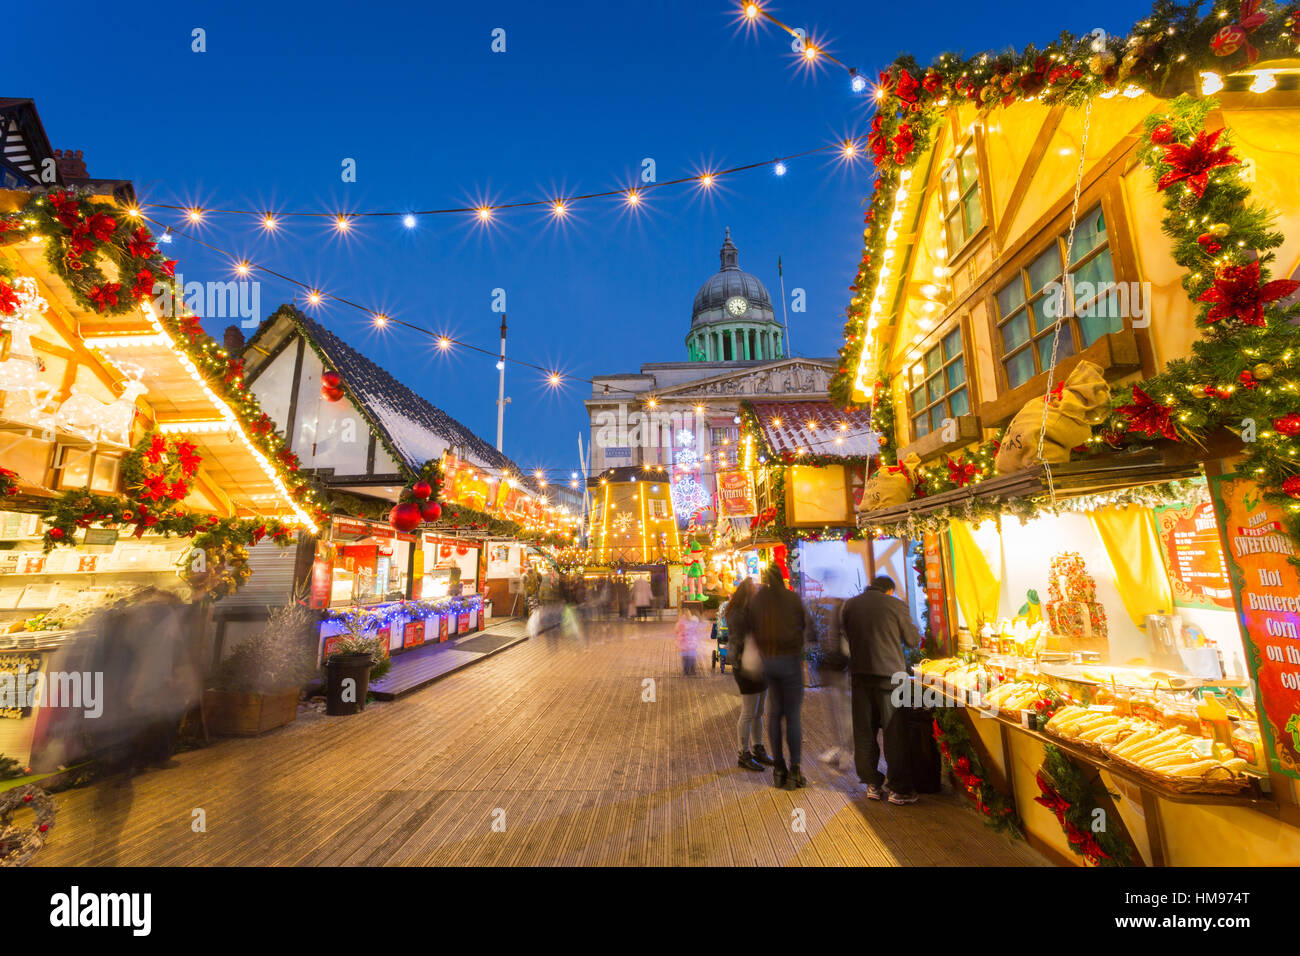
[686,230,786,363]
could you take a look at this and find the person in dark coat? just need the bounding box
[724,578,773,771]
[736,563,814,790]
[840,574,922,804]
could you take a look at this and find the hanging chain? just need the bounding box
[1035,97,1093,510]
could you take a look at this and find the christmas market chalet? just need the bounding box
[830,4,1300,866]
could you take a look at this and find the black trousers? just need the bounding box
[850,674,913,793]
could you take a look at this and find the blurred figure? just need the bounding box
[632,574,652,622]
[725,578,772,772]
[818,590,853,771]
[841,574,922,805]
[674,607,701,675]
[737,563,814,790]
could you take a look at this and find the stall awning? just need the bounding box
[857,451,1204,532]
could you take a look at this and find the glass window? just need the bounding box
[909,324,970,441]
[940,141,984,250]
[993,204,1120,388]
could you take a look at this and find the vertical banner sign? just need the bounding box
[1210,474,1300,779]
[309,541,334,609]
[1153,501,1235,610]
[714,469,757,518]
[922,531,949,646]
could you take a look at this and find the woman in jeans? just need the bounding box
[725,578,773,771]
[737,563,813,789]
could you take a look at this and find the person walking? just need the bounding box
[674,607,701,675]
[632,575,652,622]
[816,594,853,771]
[840,574,922,805]
[737,563,814,790]
[725,578,774,772]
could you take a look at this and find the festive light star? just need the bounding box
[307,290,322,306]
[437,336,451,351]
[552,200,567,217]
[477,206,493,222]
[850,71,867,93]
[262,214,277,230]
[744,2,759,18]
[548,372,562,386]
[335,215,351,232]
[187,208,204,223]
[235,261,250,276]
[774,161,787,176]
[373,313,389,328]
[699,172,715,188]
[402,214,417,228]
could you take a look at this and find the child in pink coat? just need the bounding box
[675,608,702,675]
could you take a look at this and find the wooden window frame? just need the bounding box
[939,136,987,258]
[906,320,972,441]
[989,196,1127,393]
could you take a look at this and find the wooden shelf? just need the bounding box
[0,568,176,579]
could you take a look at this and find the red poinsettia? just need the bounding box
[0,279,19,316]
[1198,260,1300,327]
[1157,128,1236,199]
[142,474,171,502]
[1117,385,1178,440]
[85,213,116,241]
[130,268,155,301]
[87,282,122,311]
[1033,772,1071,824]
[159,259,177,278]
[921,71,942,94]
[168,480,190,501]
[894,68,920,105]
[127,227,157,259]
[145,433,168,464]
[892,123,915,164]
[175,440,202,476]
[946,455,978,488]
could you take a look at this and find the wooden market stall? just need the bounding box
[831,5,1300,865]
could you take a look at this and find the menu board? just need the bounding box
[715,469,757,518]
[923,531,949,647]
[1153,501,1235,611]
[1210,474,1300,779]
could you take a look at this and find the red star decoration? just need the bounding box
[1157,128,1237,199]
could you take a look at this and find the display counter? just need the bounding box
[914,663,1300,865]
[317,594,486,663]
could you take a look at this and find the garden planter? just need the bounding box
[203,687,301,736]
[325,653,373,715]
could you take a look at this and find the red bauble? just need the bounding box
[419,500,442,522]
[321,370,341,389]
[389,502,422,533]
[49,527,65,540]
[322,384,344,402]
[1283,476,1300,499]
[411,480,432,500]
[1274,414,1300,437]
[1150,122,1175,145]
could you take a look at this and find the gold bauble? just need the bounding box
[1208,222,1230,238]
[1252,362,1274,381]
[1088,50,1116,75]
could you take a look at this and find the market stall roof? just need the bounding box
[750,401,878,458]
[856,451,1202,531]
[245,306,538,493]
[1,235,314,527]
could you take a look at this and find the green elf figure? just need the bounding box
[685,536,707,601]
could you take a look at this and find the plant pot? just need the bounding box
[203,687,301,736]
[325,653,373,716]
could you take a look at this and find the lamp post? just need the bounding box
[495,314,509,451]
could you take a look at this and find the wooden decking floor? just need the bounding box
[36,619,1047,867]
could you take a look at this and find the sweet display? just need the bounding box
[1044,551,1108,645]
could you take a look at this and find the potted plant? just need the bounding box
[204,600,320,736]
[324,621,391,716]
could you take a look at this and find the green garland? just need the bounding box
[870,372,898,466]
[0,467,18,500]
[1036,744,1136,867]
[933,707,1023,836]
[830,0,1300,407]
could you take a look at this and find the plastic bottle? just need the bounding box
[1197,692,1233,746]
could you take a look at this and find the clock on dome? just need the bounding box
[725,295,748,317]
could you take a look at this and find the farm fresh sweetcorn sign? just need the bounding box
[1211,474,1300,780]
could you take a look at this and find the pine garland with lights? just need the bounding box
[933,707,1022,836]
[0,467,18,499]
[1036,743,1137,867]
[830,0,1300,409]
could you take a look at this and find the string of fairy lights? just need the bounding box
[138,141,860,235]
[736,1,873,95]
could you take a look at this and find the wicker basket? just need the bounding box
[1104,750,1253,794]
[1044,726,1108,757]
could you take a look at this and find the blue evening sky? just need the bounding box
[12,0,1151,477]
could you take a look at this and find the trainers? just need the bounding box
[864,783,885,801]
[887,790,919,805]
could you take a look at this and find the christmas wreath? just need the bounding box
[0,784,56,868]
[1035,744,1136,867]
[0,191,176,317]
[933,707,1022,836]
